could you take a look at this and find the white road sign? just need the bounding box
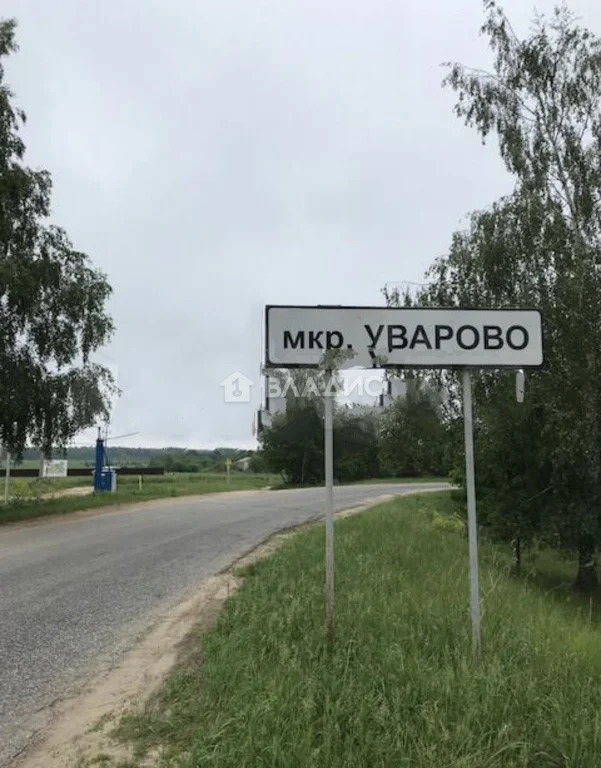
[265,305,544,369]
[43,459,68,478]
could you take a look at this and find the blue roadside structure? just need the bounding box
[93,429,117,492]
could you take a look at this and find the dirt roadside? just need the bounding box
[14,490,440,768]
[41,486,94,500]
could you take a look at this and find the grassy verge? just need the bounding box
[7,475,92,498]
[116,492,601,768]
[0,473,278,525]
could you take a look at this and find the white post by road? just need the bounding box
[324,370,335,645]
[462,369,482,657]
[4,451,10,505]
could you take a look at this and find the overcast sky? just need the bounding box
[4,0,600,448]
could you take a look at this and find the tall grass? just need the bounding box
[118,492,601,767]
[8,475,91,498]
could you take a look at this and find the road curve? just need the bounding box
[0,482,448,766]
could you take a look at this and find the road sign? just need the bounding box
[43,460,68,478]
[263,303,545,657]
[265,305,544,369]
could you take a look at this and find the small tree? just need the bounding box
[249,450,267,474]
[334,407,380,482]
[380,380,447,478]
[261,401,324,485]
[416,0,601,588]
[260,369,382,485]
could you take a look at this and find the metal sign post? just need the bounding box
[462,370,481,657]
[324,371,335,645]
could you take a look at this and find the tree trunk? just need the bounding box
[511,537,521,574]
[575,535,598,592]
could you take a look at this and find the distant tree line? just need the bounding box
[18,446,254,472]
[150,448,253,474]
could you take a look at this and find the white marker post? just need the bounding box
[324,371,335,645]
[516,369,525,403]
[462,370,481,657]
[4,451,10,505]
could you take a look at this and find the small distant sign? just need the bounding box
[43,460,68,478]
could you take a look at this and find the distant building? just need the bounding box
[236,456,252,471]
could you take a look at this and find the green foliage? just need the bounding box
[397,1,601,589]
[380,379,448,477]
[261,371,452,484]
[333,408,380,482]
[248,449,267,473]
[0,20,114,456]
[260,381,383,485]
[260,400,325,485]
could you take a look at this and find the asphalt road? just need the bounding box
[0,482,448,766]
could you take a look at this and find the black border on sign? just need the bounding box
[263,305,545,370]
